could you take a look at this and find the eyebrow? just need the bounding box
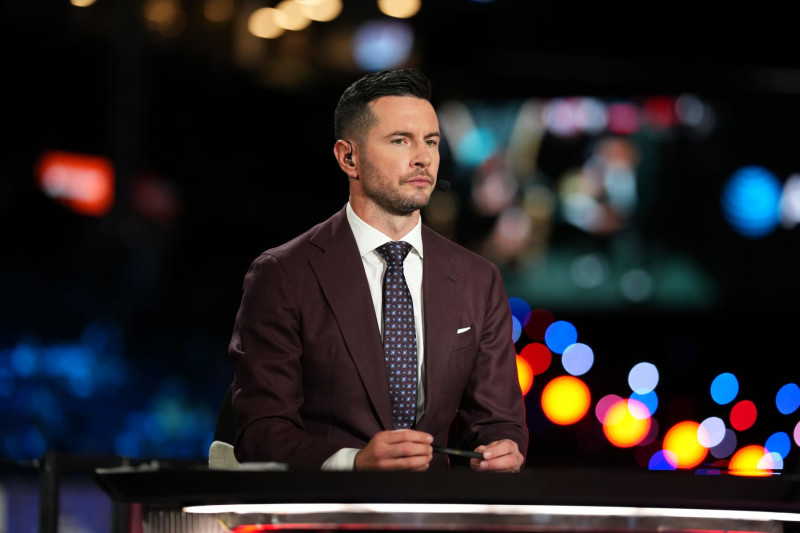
[386,130,441,139]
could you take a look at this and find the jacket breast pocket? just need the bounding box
[452,326,476,352]
[445,327,479,395]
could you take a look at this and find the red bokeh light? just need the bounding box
[36,150,114,216]
[729,400,757,431]
[523,308,555,341]
[519,342,552,375]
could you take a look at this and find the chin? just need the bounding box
[395,198,430,215]
[409,192,432,209]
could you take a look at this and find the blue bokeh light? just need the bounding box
[776,383,800,415]
[0,366,14,397]
[630,390,658,417]
[765,431,791,459]
[44,344,94,398]
[562,342,593,376]
[628,362,659,393]
[1,320,222,460]
[698,416,726,448]
[511,316,522,343]
[648,450,677,470]
[353,20,414,71]
[10,342,37,376]
[710,372,739,405]
[455,127,496,168]
[508,297,532,328]
[763,452,784,470]
[721,165,782,238]
[544,320,578,354]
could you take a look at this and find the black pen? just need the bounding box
[432,445,484,460]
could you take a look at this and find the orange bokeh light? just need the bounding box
[541,375,591,425]
[729,444,773,477]
[516,355,533,396]
[662,420,708,469]
[602,398,651,448]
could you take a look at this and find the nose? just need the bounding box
[412,143,432,168]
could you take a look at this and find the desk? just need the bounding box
[94,465,800,533]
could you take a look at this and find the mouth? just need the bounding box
[405,175,433,187]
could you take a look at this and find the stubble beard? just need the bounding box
[360,158,434,217]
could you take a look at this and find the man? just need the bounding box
[229,68,527,471]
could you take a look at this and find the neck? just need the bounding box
[349,197,420,240]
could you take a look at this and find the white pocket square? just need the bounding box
[457,327,471,334]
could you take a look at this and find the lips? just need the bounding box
[405,175,432,186]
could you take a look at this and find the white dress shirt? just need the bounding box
[321,202,426,470]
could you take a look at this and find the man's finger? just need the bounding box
[385,429,434,444]
[480,439,514,459]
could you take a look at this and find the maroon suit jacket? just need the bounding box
[229,206,528,470]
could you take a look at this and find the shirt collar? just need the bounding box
[346,202,424,259]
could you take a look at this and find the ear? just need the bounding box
[334,139,358,178]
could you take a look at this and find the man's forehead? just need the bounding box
[369,96,439,130]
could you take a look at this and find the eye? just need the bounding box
[426,139,439,147]
[391,138,407,145]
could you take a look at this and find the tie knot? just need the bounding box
[377,241,412,265]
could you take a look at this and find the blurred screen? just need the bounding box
[426,92,800,313]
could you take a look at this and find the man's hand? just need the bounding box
[469,439,524,473]
[355,429,434,471]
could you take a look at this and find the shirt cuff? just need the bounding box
[321,448,360,471]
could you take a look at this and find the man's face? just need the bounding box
[357,95,440,216]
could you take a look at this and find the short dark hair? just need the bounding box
[334,68,432,143]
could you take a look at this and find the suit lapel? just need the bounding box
[308,208,394,430]
[418,227,462,428]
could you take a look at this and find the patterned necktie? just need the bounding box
[376,241,418,429]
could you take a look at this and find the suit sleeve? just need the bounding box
[228,252,342,469]
[453,263,529,463]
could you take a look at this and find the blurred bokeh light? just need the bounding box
[516,355,534,396]
[561,343,593,376]
[662,421,708,469]
[776,383,800,414]
[602,398,651,448]
[544,321,578,354]
[541,376,591,425]
[711,373,739,405]
[729,444,773,477]
[721,166,782,238]
[729,400,757,432]
[353,20,414,71]
[519,342,552,376]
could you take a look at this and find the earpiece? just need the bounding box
[344,140,355,166]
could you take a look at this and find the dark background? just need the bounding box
[2,0,799,470]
